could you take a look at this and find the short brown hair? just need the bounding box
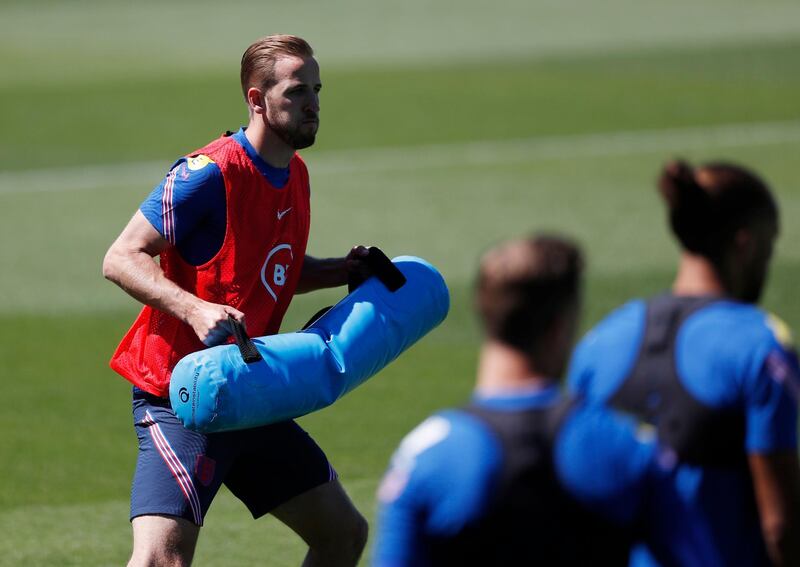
[476,235,583,351]
[240,35,314,97]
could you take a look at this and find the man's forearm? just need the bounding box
[297,247,371,294]
[296,255,349,294]
[750,452,800,567]
[103,247,199,323]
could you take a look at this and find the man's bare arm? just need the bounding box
[102,210,244,345]
[296,245,370,294]
[749,452,800,567]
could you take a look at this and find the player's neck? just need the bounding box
[672,253,726,297]
[245,121,294,168]
[475,340,553,395]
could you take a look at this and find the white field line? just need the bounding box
[2,120,800,196]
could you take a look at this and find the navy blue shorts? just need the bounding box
[131,387,337,526]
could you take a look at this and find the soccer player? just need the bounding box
[103,35,368,567]
[568,160,800,566]
[373,235,659,566]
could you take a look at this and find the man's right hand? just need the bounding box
[186,300,246,346]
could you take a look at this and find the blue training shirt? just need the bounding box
[567,298,800,567]
[139,128,291,265]
[372,384,659,567]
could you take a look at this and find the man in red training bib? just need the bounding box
[103,35,368,566]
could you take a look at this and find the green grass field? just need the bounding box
[1,1,799,564]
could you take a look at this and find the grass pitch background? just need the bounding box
[1,1,799,564]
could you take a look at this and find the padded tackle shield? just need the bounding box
[169,256,449,432]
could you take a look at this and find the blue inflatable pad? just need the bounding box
[169,256,449,432]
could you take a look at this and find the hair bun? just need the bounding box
[658,159,712,255]
[658,159,705,211]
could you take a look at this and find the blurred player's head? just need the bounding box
[241,35,320,150]
[476,235,584,378]
[659,159,779,303]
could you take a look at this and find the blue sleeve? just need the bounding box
[139,156,226,264]
[566,334,594,395]
[743,340,799,453]
[373,411,503,567]
[554,403,658,524]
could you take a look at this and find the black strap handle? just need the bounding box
[348,246,407,293]
[228,315,263,364]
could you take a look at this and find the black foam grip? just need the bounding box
[228,316,263,363]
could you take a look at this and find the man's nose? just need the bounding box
[306,93,320,113]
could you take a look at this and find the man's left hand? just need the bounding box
[345,245,372,285]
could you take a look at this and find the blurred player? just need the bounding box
[103,35,369,566]
[373,235,660,566]
[568,160,800,566]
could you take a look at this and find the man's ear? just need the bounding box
[246,87,267,115]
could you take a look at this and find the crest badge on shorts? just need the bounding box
[195,455,216,486]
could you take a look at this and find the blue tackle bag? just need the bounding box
[169,254,449,433]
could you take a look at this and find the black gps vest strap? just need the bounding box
[609,295,747,467]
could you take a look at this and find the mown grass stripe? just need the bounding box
[2,119,799,195]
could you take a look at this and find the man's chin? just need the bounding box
[292,134,317,150]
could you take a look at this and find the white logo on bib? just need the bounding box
[260,244,294,301]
